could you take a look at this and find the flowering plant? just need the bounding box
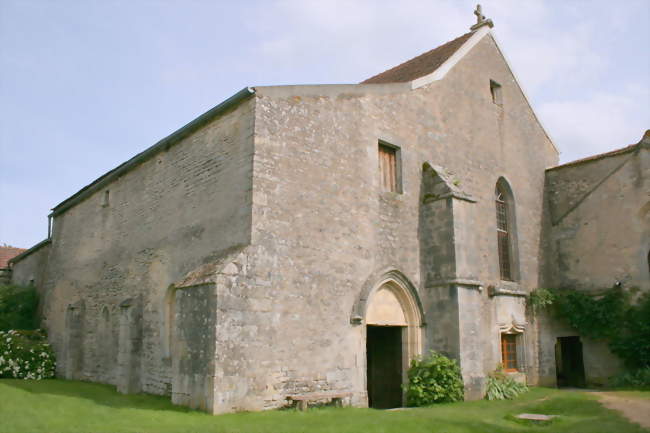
[0,329,55,379]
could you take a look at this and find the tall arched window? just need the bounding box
[495,180,517,281]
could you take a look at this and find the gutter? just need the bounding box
[50,87,256,218]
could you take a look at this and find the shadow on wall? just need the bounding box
[2,380,193,412]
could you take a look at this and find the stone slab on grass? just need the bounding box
[515,413,557,421]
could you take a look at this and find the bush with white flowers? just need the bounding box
[0,329,55,380]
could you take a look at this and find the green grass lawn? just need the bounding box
[0,379,647,433]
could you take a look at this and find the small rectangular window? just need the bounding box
[490,80,502,106]
[501,333,518,371]
[378,142,400,193]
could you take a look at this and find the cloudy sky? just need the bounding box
[1,0,649,248]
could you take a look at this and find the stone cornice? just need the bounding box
[427,278,483,290]
[488,285,527,297]
[422,191,477,204]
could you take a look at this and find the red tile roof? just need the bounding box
[0,246,26,269]
[361,31,474,84]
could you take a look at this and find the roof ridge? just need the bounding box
[360,31,475,84]
[547,130,649,171]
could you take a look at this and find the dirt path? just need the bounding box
[597,392,650,430]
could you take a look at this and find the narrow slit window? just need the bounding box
[378,142,399,193]
[501,333,517,371]
[495,185,512,280]
[102,190,110,207]
[490,80,502,106]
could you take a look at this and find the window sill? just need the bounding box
[498,279,522,290]
[505,371,527,385]
[379,191,405,203]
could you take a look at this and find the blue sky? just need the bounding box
[1,0,649,248]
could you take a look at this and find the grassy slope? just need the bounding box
[0,380,647,433]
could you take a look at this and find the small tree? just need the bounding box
[404,351,464,406]
[0,284,39,331]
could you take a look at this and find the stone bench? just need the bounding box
[287,392,353,411]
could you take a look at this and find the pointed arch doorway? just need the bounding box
[365,279,423,408]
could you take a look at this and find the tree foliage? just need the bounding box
[0,284,39,331]
[529,287,650,369]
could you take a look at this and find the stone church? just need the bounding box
[9,8,649,413]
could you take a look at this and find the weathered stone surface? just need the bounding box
[14,97,256,400]
[539,133,649,386]
[9,25,646,415]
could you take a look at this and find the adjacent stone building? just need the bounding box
[0,245,26,284]
[10,11,649,413]
[538,132,650,387]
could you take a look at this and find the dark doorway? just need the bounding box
[366,325,403,408]
[555,336,586,388]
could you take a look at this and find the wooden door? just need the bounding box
[367,325,403,408]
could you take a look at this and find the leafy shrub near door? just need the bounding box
[610,367,650,389]
[485,368,528,400]
[404,351,464,406]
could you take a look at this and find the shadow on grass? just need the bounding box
[1,379,196,413]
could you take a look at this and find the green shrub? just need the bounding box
[0,329,55,379]
[0,284,39,331]
[527,288,554,314]
[485,368,528,400]
[404,351,464,406]
[609,292,650,369]
[611,367,650,389]
[529,287,650,369]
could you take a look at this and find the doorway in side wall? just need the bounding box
[555,336,586,388]
[366,325,404,408]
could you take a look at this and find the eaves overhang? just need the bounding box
[50,87,255,218]
[7,239,51,266]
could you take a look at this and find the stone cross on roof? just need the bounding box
[470,4,494,31]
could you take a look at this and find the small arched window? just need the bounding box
[495,181,516,281]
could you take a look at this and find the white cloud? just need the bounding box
[248,0,649,163]
[249,0,471,82]
[539,86,649,163]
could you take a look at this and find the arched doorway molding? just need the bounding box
[350,268,425,328]
[353,268,425,407]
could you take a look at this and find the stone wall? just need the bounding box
[28,30,565,412]
[544,140,649,291]
[208,32,557,411]
[172,283,217,411]
[11,241,51,290]
[539,134,649,385]
[39,97,255,398]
